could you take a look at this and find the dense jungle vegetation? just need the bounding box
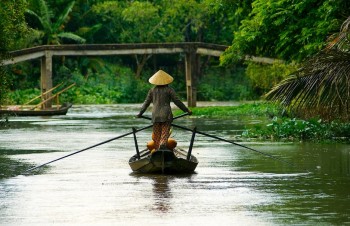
[1,0,349,141]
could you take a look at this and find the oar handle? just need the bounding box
[140,115,152,120]
[140,112,189,121]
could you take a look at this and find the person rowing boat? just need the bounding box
[137,70,192,153]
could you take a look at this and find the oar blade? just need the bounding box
[22,124,153,174]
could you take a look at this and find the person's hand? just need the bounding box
[188,110,192,115]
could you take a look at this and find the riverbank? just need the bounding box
[186,102,350,143]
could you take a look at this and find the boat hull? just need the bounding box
[0,103,72,116]
[129,148,198,174]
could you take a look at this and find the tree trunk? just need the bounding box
[134,54,152,78]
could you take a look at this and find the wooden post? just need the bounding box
[40,50,53,109]
[132,127,141,160]
[185,48,198,107]
[187,127,196,160]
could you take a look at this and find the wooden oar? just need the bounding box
[23,124,153,174]
[171,123,305,170]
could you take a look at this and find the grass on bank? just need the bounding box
[188,102,281,117]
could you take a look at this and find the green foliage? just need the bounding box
[243,117,350,143]
[202,0,253,44]
[58,64,152,104]
[245,61,299,96]
[220,0,347,65]
[187,102,282,117]
[0,0,28,51]
[121,1,162,43]
[7,62,255,105]
[6,88,41,105]
[90,1,125,43]
[6,64,152,105]
[0,0,28,105]
[26,0,85,44]
[0,67,12,105]
[89,0,238,44]
[4,0,350,109]
[162,0,204,42]
[197,66,257,101]
[176,102,350,143]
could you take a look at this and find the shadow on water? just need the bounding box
[0,149,63,155]
[0,148,64,179]
[0,154,47,179]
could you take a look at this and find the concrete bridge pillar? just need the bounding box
[185,48,199,107]
[40,50,53,109]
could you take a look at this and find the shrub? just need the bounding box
[245,61,298,96]
[243,117,350,143]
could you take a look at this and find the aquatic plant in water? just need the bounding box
[242,117,350,143]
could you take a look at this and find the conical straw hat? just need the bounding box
[149,70,174,85]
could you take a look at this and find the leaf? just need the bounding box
[57,32,86,43]
[53,1,75,32]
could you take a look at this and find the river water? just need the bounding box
[0,104,349,225]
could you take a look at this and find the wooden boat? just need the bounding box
[129,114,198,174]
[0,83,75,117]
[0,103,72,116]
[129,147,198,174]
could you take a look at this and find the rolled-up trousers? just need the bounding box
[153,121,171,149]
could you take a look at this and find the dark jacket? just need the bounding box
[139,86,189,122]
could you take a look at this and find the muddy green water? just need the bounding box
[0,104,349,225]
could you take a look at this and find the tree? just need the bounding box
[220,0,348,65]
[0,0,28,105]
[265,16,350,121]
[26,0,85,44]
[201,0,253,45]
[121,1,164,77]
[89,0,239,77]
[90,1,125,44]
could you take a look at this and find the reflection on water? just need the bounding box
[151,175,172,213]
[132,173,199,214]
[132,174,174,213]
[0,104,349,225]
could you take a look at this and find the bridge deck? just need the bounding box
[4,42,228,65]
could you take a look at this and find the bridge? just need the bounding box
[3,42,277,107]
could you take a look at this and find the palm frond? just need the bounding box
[28,0,53,32]
[53,1,75,32]
[77,24,103,37]
[266,50,350,120]
[25,8,51,33]
[265,15,350,121]
[57,32,86,44]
